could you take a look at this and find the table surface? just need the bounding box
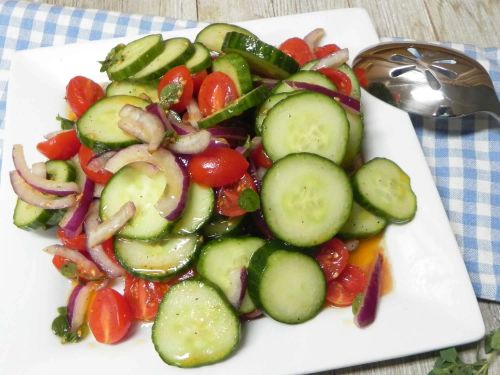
[34,0,500,374]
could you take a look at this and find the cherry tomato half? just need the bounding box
[279,37,315,66]
[88,288,133,344]
[188,147,249,187]
[57,228,87,251]
[354,67,369,89]
[66,76,105,118]
[325,264,366,307]
[192,70,208,96]
[318,67,352,96]
[217,172,257,217]
[198,72,238,117]
[250,143,273,169]
[314,43,341,59]
[158,65,193,113]
[78,145,113,185]
[124,275,169,321]
[315,238,350,282]
[37,129,81,160]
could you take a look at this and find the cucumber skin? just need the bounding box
[337,202,387,239]
[247,241,325,324]
[152,278,241,368]
[186,42,212,73]
[351,157,417,224]
[202,215,244,238]
[13,201,54,230]
[195,23,256,53]
[213,52,253,95]
[107,35,165,81]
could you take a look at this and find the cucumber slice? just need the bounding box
[153,279,240,368]
[202,215,244,238]
[222,32,299,79]
[13,160,75,230]
[198,85,269,128]
[261,153,352,247]
[173,183,214,234]
[262,91,349,164]
[302,62,361,100]
[131,38,195,81]
[185,42,212,73]
[197,237,265,314]
[352,158,417,223]
[338,201,387,239]
[105,34,164,81]
[255,92,298,135]
[247,242,326,324]
[76,95,149,152]
[106,80,159,102]
[272,70,336,94]
[342,112,364,168]
[100,162,171,240]
[114,235,201,281]
[195,23,256,53]
[213,53,253,95]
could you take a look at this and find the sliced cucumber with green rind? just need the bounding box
[100,162,171,240]
[247,242,326,324]
[76,95,149,152]
[261,153,352,247]
[195,23,256,53]
[222,32,299,79]
[338,201,387,239]
[13,160,76,230]
[342,112,364,168]
[302,62,361,100]
[105,34,164,81]
[202,215,244,238]
[173,183,214,234]
[106,80,159,102]
[272,70,336,94]
[262,91,349,164]
[197,237,265,314]
[255,92,298,135]
[131,37,195,81]
[352,157,417,223]
[114,234,201,281]
[198,85,270,128]
[185,42,212,73]
[213,52,253,95]
[153,279,240,368]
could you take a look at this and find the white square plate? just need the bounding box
[0,8,484,375]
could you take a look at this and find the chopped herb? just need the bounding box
[238,188,260,212]
[159,82,183,109]
[56,115,75,130]
[60,262,77,279]
[51,306,85,344]
[351,293,363,315]
[99,43,126,72]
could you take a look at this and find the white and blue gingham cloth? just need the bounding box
[0,1,499,301]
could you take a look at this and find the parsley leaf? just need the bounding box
[238,188,260,212]
[60,262,77,279]
[51,306,85,344]
[351,293,363,315]
[159,82,183,109]
[56,115,75,130]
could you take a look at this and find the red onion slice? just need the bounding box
[118,105,165,151]
[226,268,248,309]
[59,177,95,238]
[87,151,116,173]
[86,201,135,248]
[207,126,249,143]
[251,210,274,240]
[354,254,384,328]
[285,80,360,113]
[10,171,76,209]
[146,103,176,134]
[67,284,83,325]
[310,48,349,70]
[241,309,264,320]
[44,245,105,280]
[167,110,196,135]
[12,144,79,196]
[186,99,202,128]
[31,162,47,177]
[84,201,126,278]
[304,28,325,50]
[68,282,98,332]
[168,130,211,154]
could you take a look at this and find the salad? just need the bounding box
[8,23,417,368]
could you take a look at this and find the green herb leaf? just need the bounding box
[99,43,125,72]
[57,306,67,316]
[351,293,363,315]
[56,115,75,130]
[159,82,183,109]
[51,307,85,344]
[439,348,458,364]
[238,188,260,212]
[60,262,77,279]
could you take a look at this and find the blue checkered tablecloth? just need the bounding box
[0,0,499,301]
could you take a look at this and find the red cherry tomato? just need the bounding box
[192,70,208,96]
[250,143,273,169]
[216,172,257,217]
[278,37,315,66]
[37,129,80,160]
[325,264,366,307]
[354,67,369,89]
[188,147,249,187]
[198,72,238,117]
[102,237,121,265]
[88,288,133,344]
[314,43,341,59]
[124,275,169,321]
[52,255,70,271]
[56,228,87,251]
[78,145,113,185]
[66,76,105,118]
[315,238,350,282]
[157,65,193,113]
[318,67,352,96]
